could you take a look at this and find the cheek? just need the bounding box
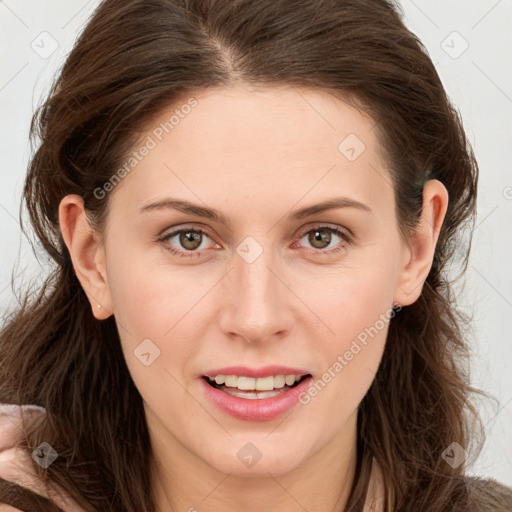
[104,247,206,387]
[296,253,397,410]
[105,241,189,339]
[312,284,390,391]
[298,294,391,440]
[107,259,197,417]
[107,265,166,338]
[304,250,397,348]
[103,254,179,382]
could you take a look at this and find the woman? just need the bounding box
[0,0,511,510]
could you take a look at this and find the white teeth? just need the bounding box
[207,374,304,391]
[255,376,274,391]
[285,375,296,386]
[223,387,288,399]
[237,376,255,390]
[224,375,238,387]
[273,375,286,389]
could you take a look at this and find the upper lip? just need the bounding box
[203,365,311,379]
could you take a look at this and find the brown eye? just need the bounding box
[307,228,333,249]
[296,225,352,255]
[159,227,217,258]
[179,230,203,251]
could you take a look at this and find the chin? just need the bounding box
[197,435,310,478]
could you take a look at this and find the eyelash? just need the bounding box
[157,224,352,259]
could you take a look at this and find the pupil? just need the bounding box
[310,229,330,248]
[181,231,201,249]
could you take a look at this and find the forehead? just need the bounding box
[168,85,375,151]
[108,85,393,219]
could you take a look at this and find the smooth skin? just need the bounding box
[59,85,448,512]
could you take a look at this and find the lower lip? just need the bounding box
[200,376,312,421]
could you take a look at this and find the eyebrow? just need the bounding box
[139,196,372,227]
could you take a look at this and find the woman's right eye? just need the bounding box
[158,227,218,258]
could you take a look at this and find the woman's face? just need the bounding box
[91,85,416,477]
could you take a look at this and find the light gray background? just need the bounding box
[1,0,511,487]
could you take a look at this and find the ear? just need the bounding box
[393,179,449,307]
[58,194,113,320]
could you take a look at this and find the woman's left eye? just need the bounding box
[157,225,352,259]
[294,225,352,255]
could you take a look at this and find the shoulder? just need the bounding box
[0,403,87,511]
[0,401,47,461]
[0,403,47,509]
[462,475,512,512]
[0,402,47,441]
[0,402,47,468]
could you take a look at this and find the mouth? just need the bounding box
[202,373,312,400]
[200,365,314,421]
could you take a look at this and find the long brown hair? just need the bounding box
[0,0,496,510]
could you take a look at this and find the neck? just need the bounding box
[149,411,374,512]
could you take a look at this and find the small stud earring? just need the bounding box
[97,304,101,309]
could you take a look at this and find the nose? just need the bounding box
[218,242,292,345]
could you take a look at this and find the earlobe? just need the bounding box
[393,179,449,306]
[58,195,113,320]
